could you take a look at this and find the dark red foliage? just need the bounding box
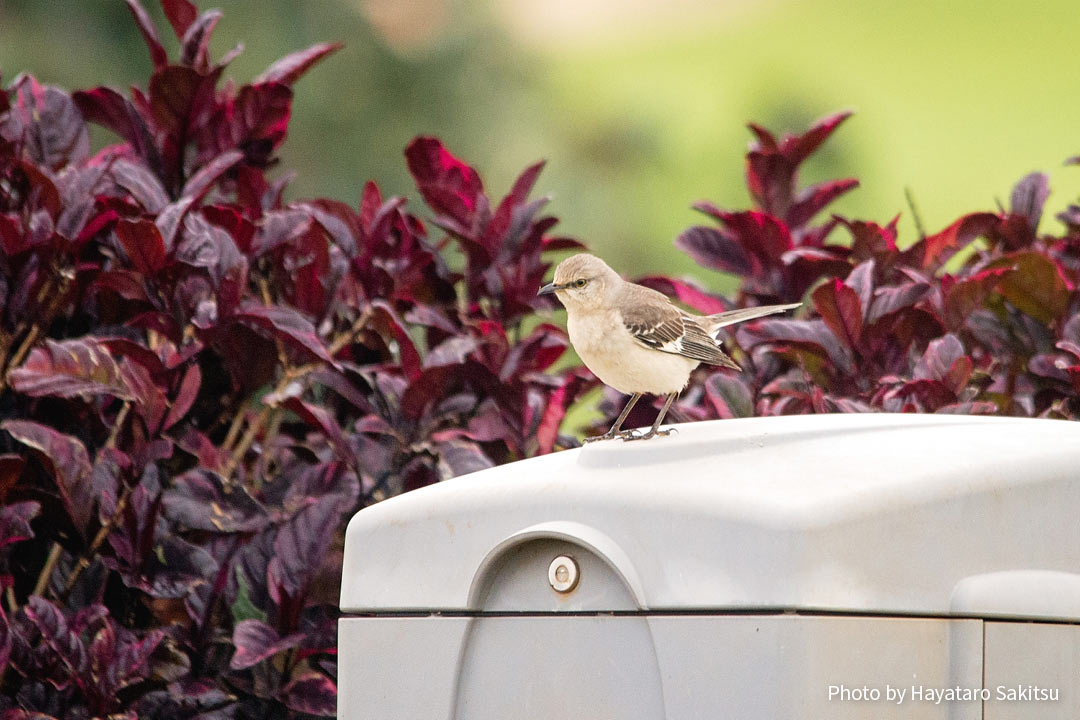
[0,2,590,717]
[598,112,1080,432]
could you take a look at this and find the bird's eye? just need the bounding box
[574,278,587,288]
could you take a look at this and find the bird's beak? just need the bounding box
[537,282,559,296]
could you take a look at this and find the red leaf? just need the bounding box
[9,338,133,400]
[785,111,853,165]
[115,219,167,274]
[161,0,198,39]
[536,369,594,454]
[123,0,168,69]
[72,87,158,163]
[914,334,965,382]
[985,251,1072,324]
[370,301,422,380]
[2,421,93,534]
[162,363,201,431]
[635,275,731,315]
[179,10,221,71]
[718,210,792,264]
[1009,172,1050,233]
[942,267,1013,329]
[229,619,304,670]
[256,42,344,86]
[705,373,754,419]
[282,671,337,716]
[182,149,244,200]
[787,178,859,227]
[867,283,931,325]
[674,226,753,276]
[405,136,484,226]
[812,278,863,350]
[915,212,999,270]
[232,301,336,365]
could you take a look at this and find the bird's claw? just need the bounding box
[622,427,676,442]
[582,432,617,443]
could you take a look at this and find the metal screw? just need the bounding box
[548,555,579,593]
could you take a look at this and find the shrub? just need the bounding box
[605,111,1080,430]
[0,1,588,717]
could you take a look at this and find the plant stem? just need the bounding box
[62,483,132,600]
[32,542,63,597]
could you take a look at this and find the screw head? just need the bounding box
[548,555,579,593]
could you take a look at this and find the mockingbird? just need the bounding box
[539,253,799,442]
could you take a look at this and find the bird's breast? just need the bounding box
[567,310,697,396]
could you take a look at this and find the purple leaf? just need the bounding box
[179,10,221,71]
[110,158,170,213]
[435,439,495,479]
[182,149,244,201]
[1010,172,1050,233]
[3,78,90,171]
[161,0,198,39]
[705,373,753,419]
[914,334,965,382]
[162,363,201,431]
[9,338,134,400]
[115,219,167,274]
[787,178,859,227]
[267,496,342,604]
[232,301,336,365]
[636,275,731,315]
[163,469,268,533]
[985,251,1071,324]
[0,501,39,549]
[405,136,484,227]
[24,596,88,680]
[942,267,1012,329]
[282,671,337,716]
[256,42,344,86]
[123,0,169,69]
[2,421,94,534]
[675,225,753,276]
[812,278,863,350]
[229,619,304,670]
[867,282,931,325]
[915,212,999,270]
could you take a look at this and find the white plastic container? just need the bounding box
[338,413,1080,719]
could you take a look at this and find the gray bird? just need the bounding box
[538,253,798,442]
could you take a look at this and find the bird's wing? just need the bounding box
[619,286,740,369]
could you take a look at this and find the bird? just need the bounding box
[538,253,799,442]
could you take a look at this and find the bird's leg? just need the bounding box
[583,393,642,443]
[625,393,678,441]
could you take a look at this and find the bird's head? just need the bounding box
[538,253,621,311]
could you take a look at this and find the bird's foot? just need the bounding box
[582,431,619,443]
[622,427,677,442]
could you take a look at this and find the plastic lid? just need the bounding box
[340,413,1080,618]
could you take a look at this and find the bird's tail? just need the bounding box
[703,303,801,336]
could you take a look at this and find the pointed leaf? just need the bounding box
[179,10,221,70]
[812,278,862,349]
[163,469,268,533]
[635,275,730,315]
[162,363,201,431]
[915,334,965,382]
[705,373,754,419]
[787,178,859,227]
[1010,172,1050,233]
[256,42,344,86]
[229,619,304,670]
[232,301,336,365]
[867,283,931,325]
[985,251,1071,323]
[916,212,999,270]
[9,338,133,400]
[161,0,198,38]
[943,267,1013,329]
[282,671,337,716]
[123,0,168,69]
[115,219,167,274]
[675,225,753,276]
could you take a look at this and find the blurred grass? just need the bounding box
[2,0,1078,290]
